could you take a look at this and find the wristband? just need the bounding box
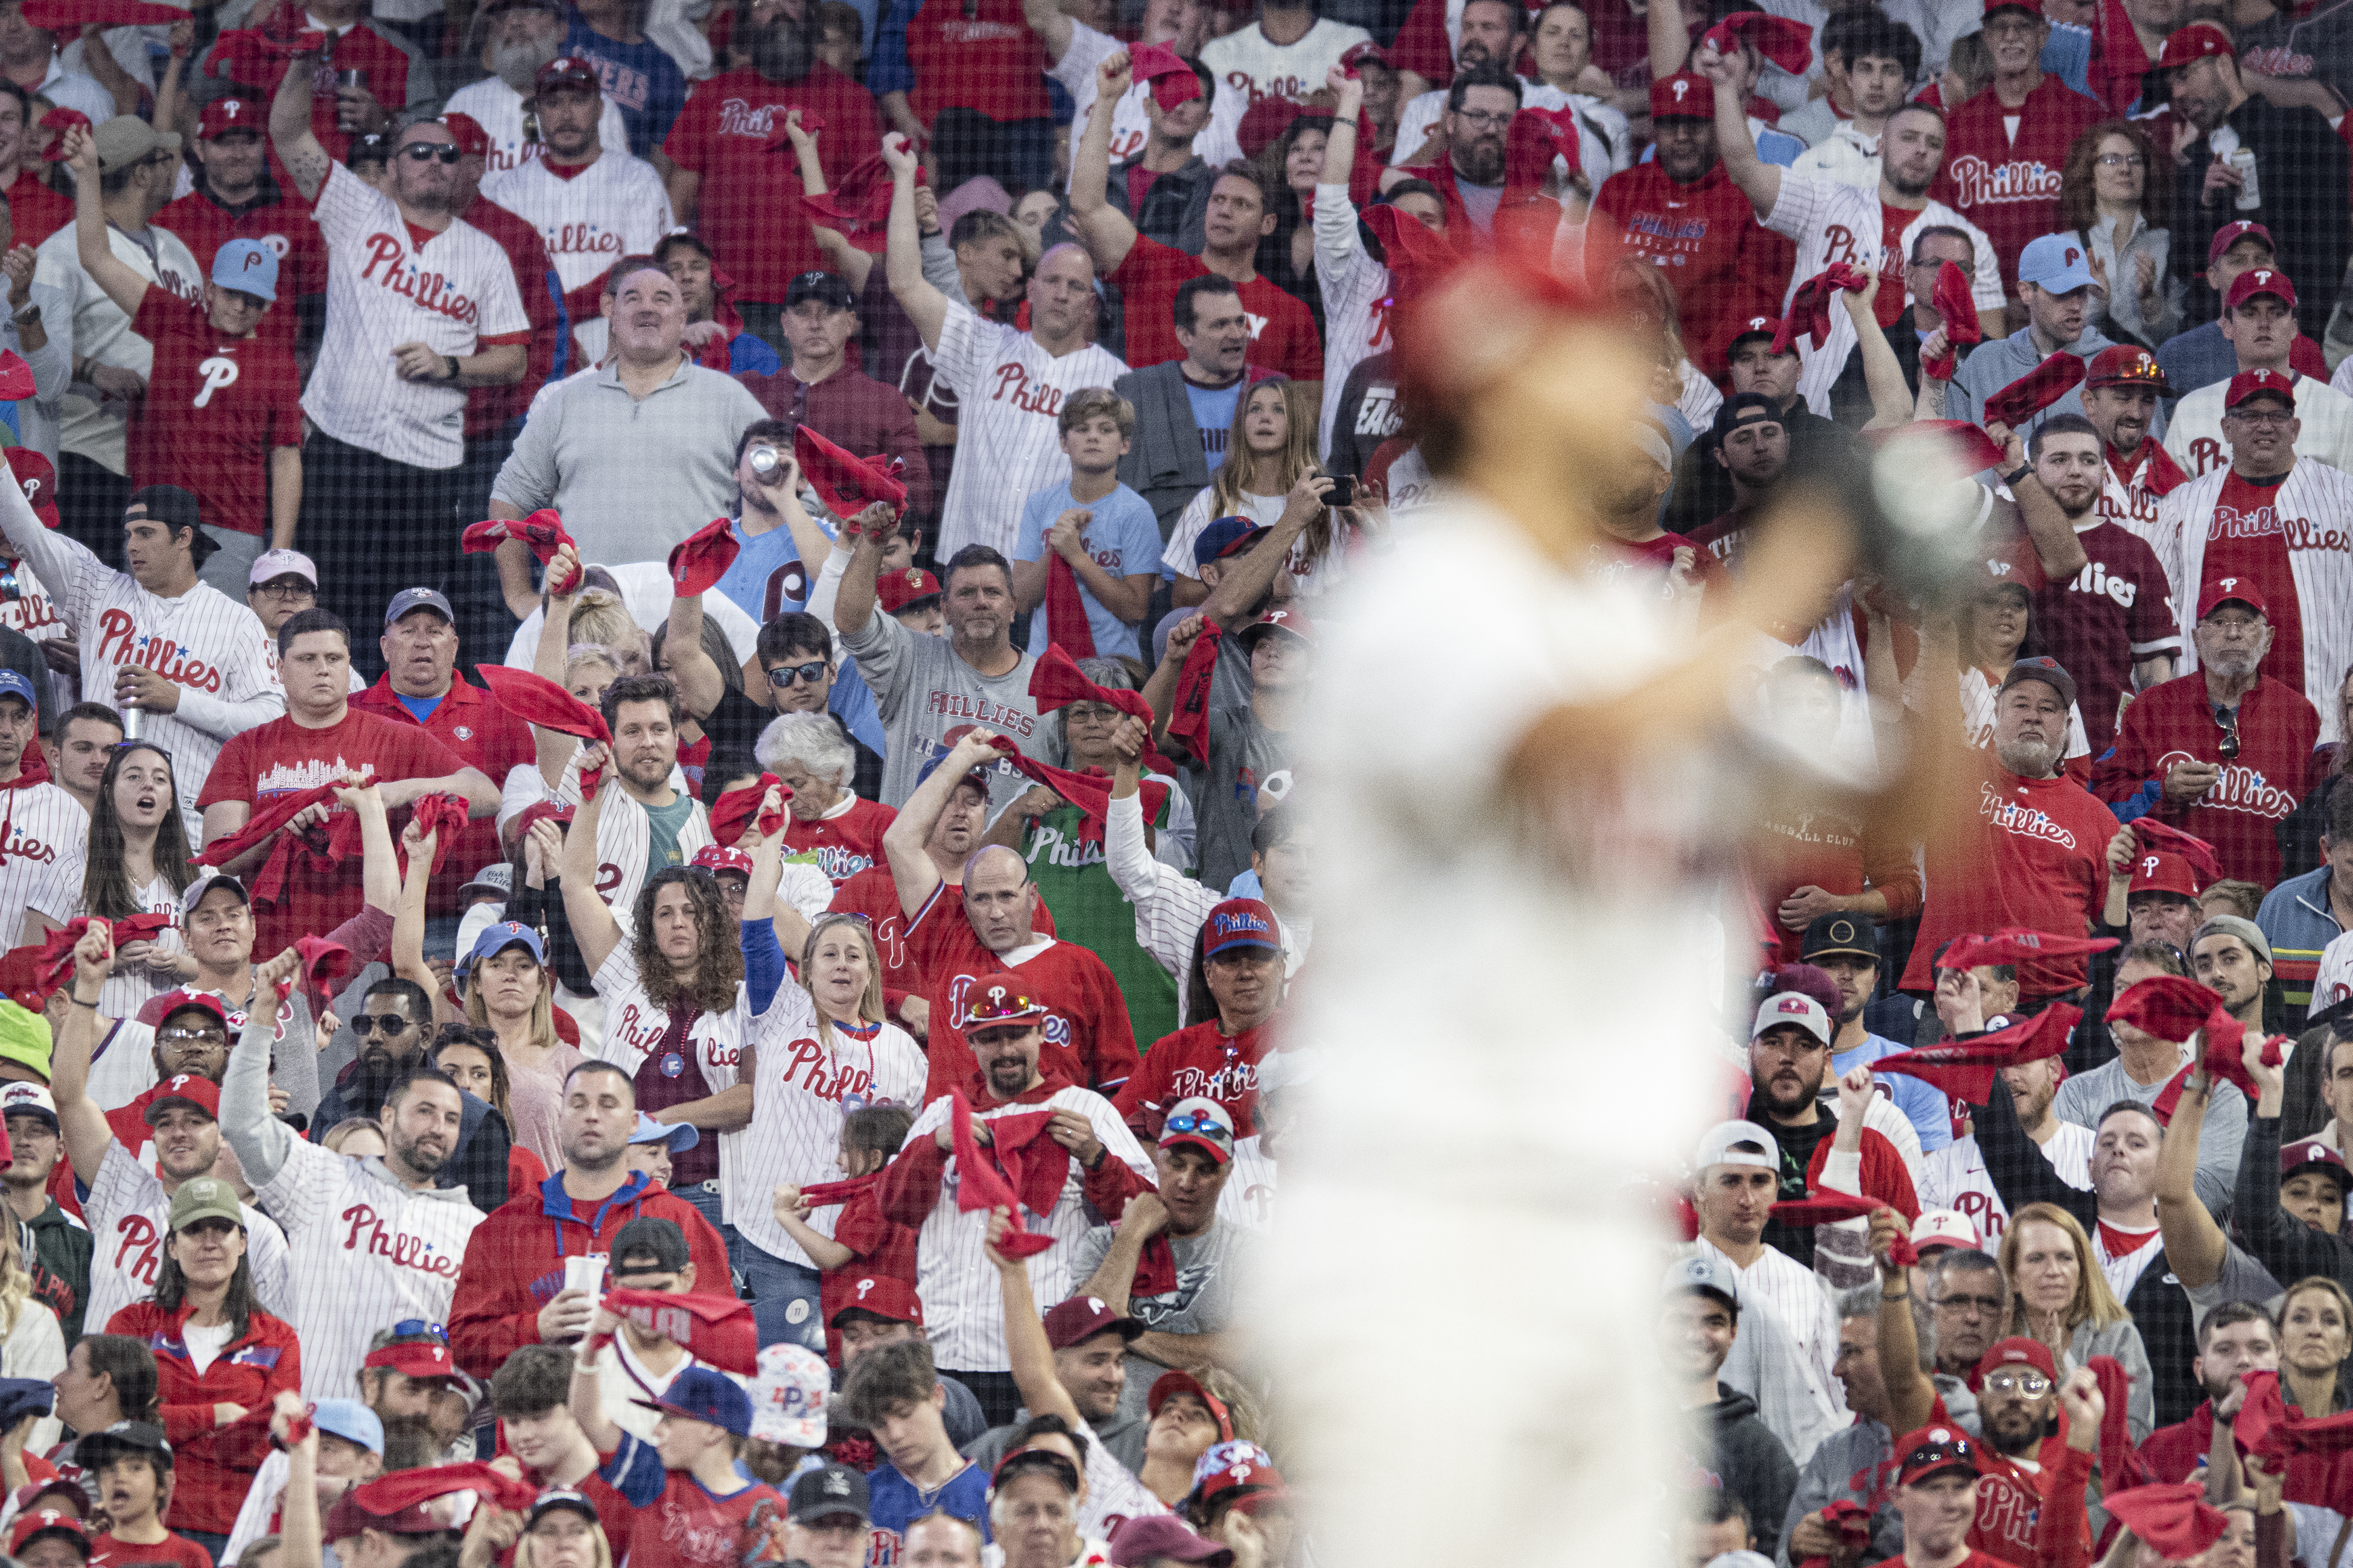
[444,355,461,382]
[1333,115,1358,127]
[2002,463,2032,490]
[70,995,98,1008]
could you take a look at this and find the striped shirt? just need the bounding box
[1694,1232,1846,1432]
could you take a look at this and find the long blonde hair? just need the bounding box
[1207,379,1329,568]
[463,950,564,1056]
[801,915,886,1047]
[0,1217,34,1335]
[1999,1202,2131,1334]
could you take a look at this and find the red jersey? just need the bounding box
[1587,161,1792,377]
[349,674,536,915]
[1932,75,2105,290]
[2202,470,2307,701]
[1111,1018,1268,1140]
[3,169,69,249]
[124,290,303,538]
[89,1531,214,1568]
[193,709,467,956]
[1108,237,1323,382]
[2027,519,2180,752]
[1899,758,2118,995]
[901,0,1049,123]
[105,1300,302,1535]
[1748,795,1923,965]
[662,65,884,301]
[220,7,418,165]
[827,868,1055,1019]
[2092,670,2317,885]
[818,1183,916,1365]
[784,795,897,890]
[153,184,326,355]
[459,194,561,439]
[906,884,1139,1102]
[597,1428,784,1568]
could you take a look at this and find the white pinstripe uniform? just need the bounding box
[929,300,1129,560]
[0,557,66,650]
[727,984,926,1267]
[900,1087,1152,1373]
[0,469,284,842]
[587,944,747,1200]
[1915,1123,2094,1246]
[1311,180,1391,462]
[0,780,84,938]
[1692,1232,1847,1430]
[303,161,532,471]
[482,147,674,367]
[81,1141,294,1337]
[27,866,186,1021]
[442,75,631,178]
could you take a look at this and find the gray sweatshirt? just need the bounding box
[839,605,1041,811]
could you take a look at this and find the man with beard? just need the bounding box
[1,1084,91,1340]
[223,945,485,1401]
[962,1295,1150,1477]
[2079,345,2188,553]
[1917,1051,2096,1248]
[662,6,880,351]
[449,1062,732,1379]
[2096,582,2317,886]
[356,1327,470,1468]
[2166,270,2353,481]
[153,98,323,360]
[1744,995,1920,1272]
[445,0,629,175]
[309,977,514,1213]
[2192,917,2276,1038]
[1948,236,2116,433]
[1900,659,2118,1006]
[1386,0,1521,160]
[2139,1301,2278,1480]
[51,925,296,1350]
[1384,61,1519,243]
[2155,370,2353,744]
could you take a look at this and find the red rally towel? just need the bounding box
[2089,1355,2155,1491]
[1771,263,1870,356]
[796,151,921,253]
[796,1174,881,1209]
[1766,1190,1883,1225]
[1797,1500,1873,1568]
[295,936,353,996]
[709,774,790,848]
[404,793,470,875]
[474,667,612,799]
[461,512,582,595]
[22,0,186,25]
[949,1093,1057,1256]
[795,422,909,521]
[1870,1003,2082,1103]
[34,108,84,160]
[1941,927,2118,971]
[348,1462,541,1517]
[1505,107,1579,192]
[1983,353,2088,430]
[1044,553,1096,659]
[192,782,346,907]
[1164,621,1222,765]
[762,107,824,151]
[602,1288,757,1375]
[668,518,740,599]
[983,737,1169,847]
[0,352,34,403]
[1134,1233,1177,1296]
[2130,819,2222,886]
[1701,10,1814,73]
[13,913,171,994]
[1130,42,1201,111]
[1029,645,1177,772]
[1921,261,1983,379]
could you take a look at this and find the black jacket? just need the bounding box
[1105,153,1213,256]
[1687,1384,1797,1541]
[2236,1111,2353,1292]
[311,1064,510,1214]
[2170,96,2352,338]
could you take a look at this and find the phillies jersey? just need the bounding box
[1586,159,1793,378]
[1110,1018,1268,1138]
[2027,519,2180,753]
[81,1142,294,1347]
[1931,75,2104,288]
[0,779,84,945]
[124,291,303,538]
[2099,439,2188,550]
[907,886,1142,1102]
[153,178,326,357]
[1760,167,2004,341]
[1108,237,1323,381]
[928,300,1129,560]
[588,944,744,1192]
[480,147,675,367]
[2094,670,2317,886]
[457,192,562,440]
[442,73,630,177]
[597,1427,784,1568]
[303,162,532,471]
[785,794,897,889]
[0,553,65,649]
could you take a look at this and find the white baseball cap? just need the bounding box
[1752,991,1833,1047]
[0,1082,56,1130]
[1910,1209,1981,1254]
[1695,1120,1781,1174]
[750,1342,827,1446]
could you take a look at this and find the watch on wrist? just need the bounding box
[2002,463,2033,489]
[11,302,36,325]
[444,355,461,382]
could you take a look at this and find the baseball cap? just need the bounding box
[2226,367,2297,413]
[437,112,490,157]
[384,587,454,627]
[2016,233,2096,294]
[1983,0,2039,14]
[322,1491,453,1545]
[1148,1371,1234,1443]
[247,548,317,588]
[623,1113,700,1157]
[457,862,513,900]
[1910,1210,1981,1253]
[91,116,178,173]
[1202,898,1280,959]
[2196,913,2273,966]
[993,1446,1082,1494]
[153,989,231,1035]
[1159,1096,1236,1167]
[0,1005,49,1082]
[1998,655,2077,710]
[527,1491,600,1529]
[197,97,263,139]
[1710,392,1785,455]
[2129,851,2205,900]
[1650,69,1709,119]
[2159,20,2234,67]
[1110,1517,1234,1568]
[211,238,278,303]
[311,1398,384,1456]
[962,984,1046,1032]
[361,1341,459,1382]
[348,132,393,170]
[11,1479,86,1518]
[609,1213,693,1271]
[533,55,600,95]
[689,845,754,878]
[1695,1120,1780,1173]
[10,448,57,530]
[786,270,858,312]
[876,567,941,615]
[181,872,250,916]
[636,1365,753,1436]
[1663,1252,1741,1309]
[829,1274,922,1326]
[2209,219,2275,266]
[75,1421,170,1471]
[145,1071,221,1125]
[1043,1295,1145,1350]
[1338,39,1390,70]
[1977,1336,2059,1383]
[168,1176,242,1233]
[2084,344,2173,396]
[465,919,546,968]
[1186,1439,1284,1514]
[1891,1424,1979,1487]
[0,1082,56,1131]
[1751,990,1832,1047]
[0,669,35,715]
[789,1464,869,1525]
[749,1343,828,1446]
[1192,517,1270,568]
[8,1511,87,1560]
[2282,1137,2350,1186]
[1800,912,1877,965]
[2197,577,2268,620]
[2226,267,2297,314]
[1235,606,1315,651]
[1725,318,1788,355]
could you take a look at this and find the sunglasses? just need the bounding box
[2216,705,2241,760]
[764,660,828,687]
[1163,1110,1231,1143]
[399,143,463,163]
[158,1027,227,1046]
[351,1014,416,1036]
[389,1319,447,1341]
[1983,1371,2052,1396]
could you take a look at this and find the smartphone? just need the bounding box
[1325,475,1356,508]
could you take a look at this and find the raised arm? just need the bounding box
[661,587,726,725]
[1069,54,1140,275]
[1648,0,1693,80]
[392,816,459,1025]
[559,754,626,976]
[833,499,892,640]
[741,791,814,964]
[1989,421,2094,580]
[989,1209,1082,1427]
[54,921,119,1183]
[268,1395,322,1568]
[1140,615,1201,751]
[532,544,586,789]
[1868,1208,1938,1433]
[880,729,1002,916]
[224,947,303,1191]
[881,133,950,354]
[2156,1065,2230,1287]
[570,1311,624,1454]
[1020,0,1076,64]
[1313,68,1364,290]
[268,42,331,201]
[1698,46,1781,221]
[2235,1032,2348,1287]
[1199,478,1327,630]
[64,125,148,319]
[1841,282,1913,433]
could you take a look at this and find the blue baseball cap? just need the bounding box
[384,587,454,627]
[211,238,279,303]
[1192,517,1269,569]
[0,669,34,715]
[2017,233,2097,295]
[465,920,545,968]
[633,1365,752,1436]
[627,1110,699,1153]
[310,1399,384,1456]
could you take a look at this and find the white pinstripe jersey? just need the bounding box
[728,985,926,1268]
[82,1140,293,1339]
[929,301,1128,560]
[0,555,65,648]
[254,1132,484,1399]
[1694,1233,1847,1429]
[587,944,746,1190]
[481,147,673,366]
[303,162,532,471]
[900,1087,1152,1372]
[0,781,83,942]
[1310,182,1390,462]
[28,866,185,1021]
[442,75,631,178]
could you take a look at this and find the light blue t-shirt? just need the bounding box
[1835,1030,1955,1153]
[1183,377,1246,465]
[1015,480,1163,660]
[709,516,887,758]
[2042,23,2094,98]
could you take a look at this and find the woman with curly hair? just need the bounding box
[25,741,194,1018]
[2060,119,2179,347]
[559,755,749,1241]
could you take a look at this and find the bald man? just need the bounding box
[883,729,1142,1101]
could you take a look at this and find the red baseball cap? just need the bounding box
[436,112,490,157]
[2084,344,2173,395]
[1042,1295,1144,1350]
[361,1341,459,1383]
[11,448,59,530]
[533,56,601,95]
[2208,219,2275,266]
[2158,21,2234,68]
[1728,314,1789,352]
[1236,606,1315,651]
[143,1071,221,1125]
[961,983,1047,1032]
[1983,0,2040,16]
[828,1274,922,1326]
[876,567,941,615]
[1148,1371,1235,1443]
[1976,1336,2059,1385]
[2224,367,2296,413]
[1650,71,1710,119]
[197,98,261,139]
[689,845,754,877]
[1891,1424,1980,1487]
[2128,851,2205,900]
[9,1511,87,1560]
[2282,1137,2350,1184]
[2225,267,2297,313]
[2197,577,2269,620]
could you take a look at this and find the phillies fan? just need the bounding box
[1900,659,2119,1000]
[442,0,629,177]
[2080,344,2186,551]
[153,98,324,360]
[2156,368,2353,738]
[2162,221,2331,398]
[0,462,283,838]
[0,668,85,934]
[481,57,674,370]
[266,66,530,650]
[2164,268,2353,481]
[756,709,895,890]
[66,125,301,597]
[1110,901,1281,1143]
[1585,70,1792,378]
[2136,1301,2280,1482]
[1928,0,2101,293]
[191,0,433,165]
[2094,580,2318,886]
[883,729,1142,1103]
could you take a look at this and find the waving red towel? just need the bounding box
[23,0,186,25]
[1871,1003,2082,1103]
[1940,927,2118,971]
[2129,819,2222,887]
[668,518,740,599]
[404,793,471,875]
[1030,646,1175,773]
[0,352,34,404]
[1920,261,1983,379]
[19,913,173,994]
[796,1174,881,1209]
[1767,1190,1884,1225]
[2238,1370,2293,1464]
[2103,1485,2228,1560]
[1983,352,2088,430]
[761,107,824,151]
[796,151,921,253]
[1044,551,1096,659]
[192,782,338,874]
[1363,203,1457,300]
[1796,1500,1873,1568]
[1505,107,1579,193]
[950,1094,1055,1257]
[1771,263,1872,355]
[34,107,84,159]
[1702,10,1814,73]
[794,422,909,519]
[295,936,353,997]
[981,737,1169,847]
[349,1462,540,1518]
[475,667,612,799]
[1130,42,1201,110]
[1164,620,1223,765]
[709,774,790,849]
[602,1287,757,1375]
[1133,1230,1178,1297]
[460,512,582,595]
[2088,1356,2155,1491]
[2109,975,2232,1046]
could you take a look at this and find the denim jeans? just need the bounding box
[741,1244,826,1352]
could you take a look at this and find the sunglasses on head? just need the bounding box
[399,142,462,163]
[1164,1111,1231,1142]
[389,1319,446,1341]
[351,1014,416,1036]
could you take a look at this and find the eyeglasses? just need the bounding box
[1452,109,1511,130]
[350,1014,416,1036]
[0,562,18,603]
[158,1027,227,1046]
[1934,1292,2005,1316]
[2095,153,2147,168]
[389,1319,446,1341]
[252,582,314,601]
[1984,1371,2053,1396]
[399,143,463,163]
[2227,409,2294,428]
[1163,1110,1232,1143]
[764,660,828,687]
